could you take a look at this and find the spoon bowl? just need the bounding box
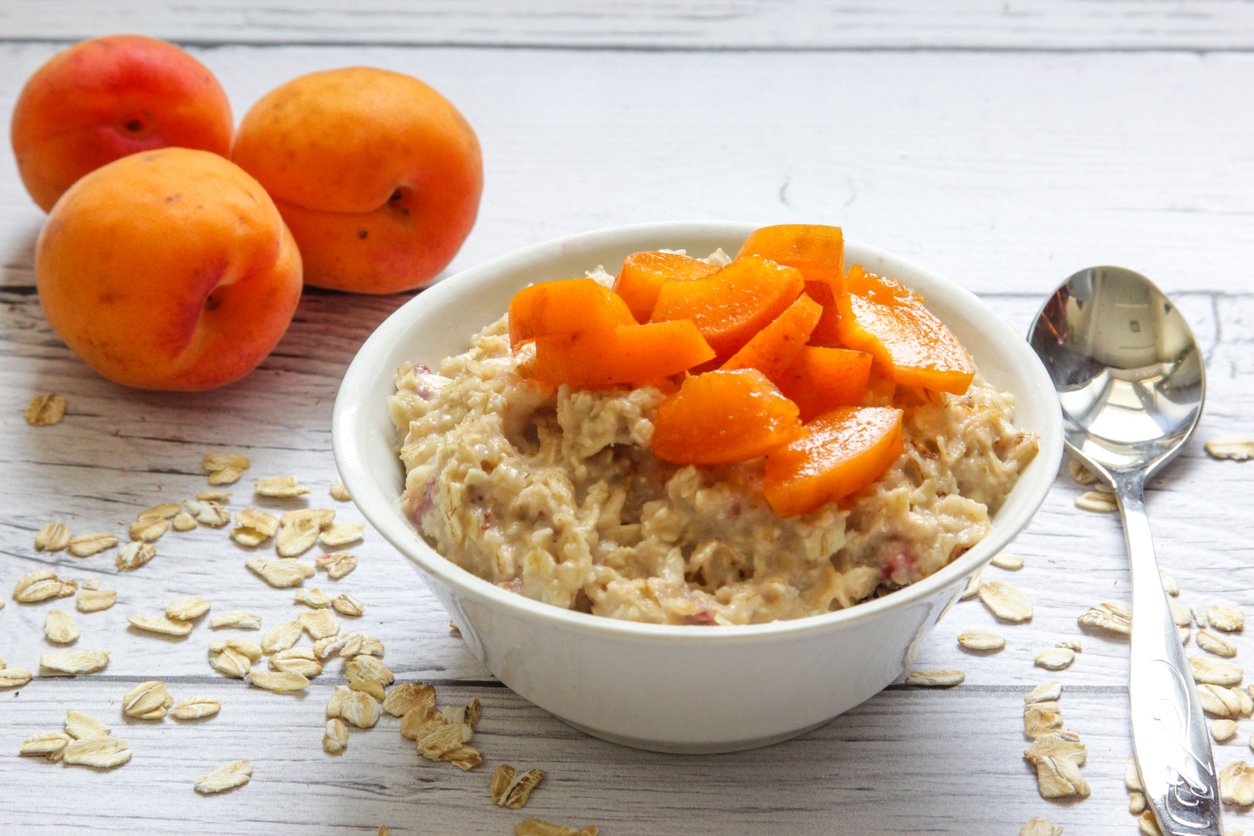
[1029,265,1216,835]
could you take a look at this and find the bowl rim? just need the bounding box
[332,220,1063,644]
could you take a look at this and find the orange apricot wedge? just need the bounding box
[508,278,635,349]
[737,224,845,288]
[773,346,873,422]
[722,293,822,379]
[651,369,802,465]
[835,265,975,395]
[613,251,718,323]
[651,254,805,359]
[526,320,714,388]
[762,406,904,517]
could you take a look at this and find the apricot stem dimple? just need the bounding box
[204,294,221,311]
[118,110,151,135]
[387,186,414,215]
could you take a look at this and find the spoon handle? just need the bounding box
[1119,477,1223,835]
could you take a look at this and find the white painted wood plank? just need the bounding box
[7,0,1254,51]
[4,42,1254,297]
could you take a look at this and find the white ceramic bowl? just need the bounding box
[332,221,1063,754]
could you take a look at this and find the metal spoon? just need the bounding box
[1029,266,1216,835]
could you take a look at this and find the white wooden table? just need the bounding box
[2,3,1253,833]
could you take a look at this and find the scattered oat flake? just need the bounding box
[20,730,72,760]
[122,680,173,720]
[255,475,309,498]
[171,511,197,532]
[247,558,315,588]
[1159,570,1180,597]
[330,479,350,501]
[1209,604,1245,633]
[1019,817,1063,836]
[231,507,279,547]
[129,517,169,543]
[262,620,304,655]
[1136,811,1163,836]
[492,764,547,809]
[41,649,108,674]
[449,620,462,638]
[299,608,340,640]
[991,553,1024,571]
[324,717,349,755]
[115,541,156,571]
[1023,730,1089,799]
[68,533,118,558]
[184,498,231,528]
[316,551,358,579]
[208,645,253,679]
[165,596,211,622]
[1126,757,1143,791]
[340,691,382,729]
[1198,684,1251,718]
[1035,647,1076,671]
[204,453,251,487]
[44,609,79,644]
[275,513,325,557]
[319,522,364,548]
[210,610,262,630]
[347,655,394,700]
[194,760,252,794]
[13,569,76,603]
[171,697,221,720]
[326,684,351,719]
[957,629,1005,652]
[246,669,309,694]
[332,593,364,617]
[25,393,66,426]
[269,647,322,678]
[978,580,1033,623]
[904,669,964,688]
[1075,490,1118,513]
[1213,719,1239,743]
[514,818,598,836]
[1198,629,1239,659]
[1068,456,1100,486]
[129,613,194,637]
[1190,656,1243,687]
[63,736,131,769]
[1056,639,1083,653]
[1170,598,1193,627]
[959,567,983,601]
[1023,701,1064,741]
[35,522,71,552]
[1222,761,1254,806]
[383,682,436,718]
[1206,438,1254,461]
[0,667,33,688]
[1078,602,1132,637]
[64,710,110,740]
[294,587,332,608]
[1025,680,1063,705]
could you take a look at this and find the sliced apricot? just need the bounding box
[527,320,714,388]
[774,346,873,422]
[762,406,904,517]
[651,369,802,465]
[651,254,805,359]
[737,224,845,287]
[835,265,975,395]
[613,251,718,323]
[508,278,635,349]
[722,293,821,379]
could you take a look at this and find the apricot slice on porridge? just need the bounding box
[774,346,873,422]
[762,406,904,517]
[651,254,805,359]
[651,369,802,465]
[613,251,718,323]
[835,265,975,395]
[739,224,845,346]
[721,293,822,380]
[508,278,635,348]
[527,320,714,388]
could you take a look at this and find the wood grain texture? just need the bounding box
[4,3,1254,833]
[7,0,1254,50]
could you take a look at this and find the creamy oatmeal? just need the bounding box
[389,276,1038,626]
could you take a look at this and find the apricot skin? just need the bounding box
[35,148,303,391]
[11,35,233,213]
[231,67,483,294]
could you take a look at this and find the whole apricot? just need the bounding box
[36,148,303,391]
[232,67,482,294]
[11,35,233,212]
